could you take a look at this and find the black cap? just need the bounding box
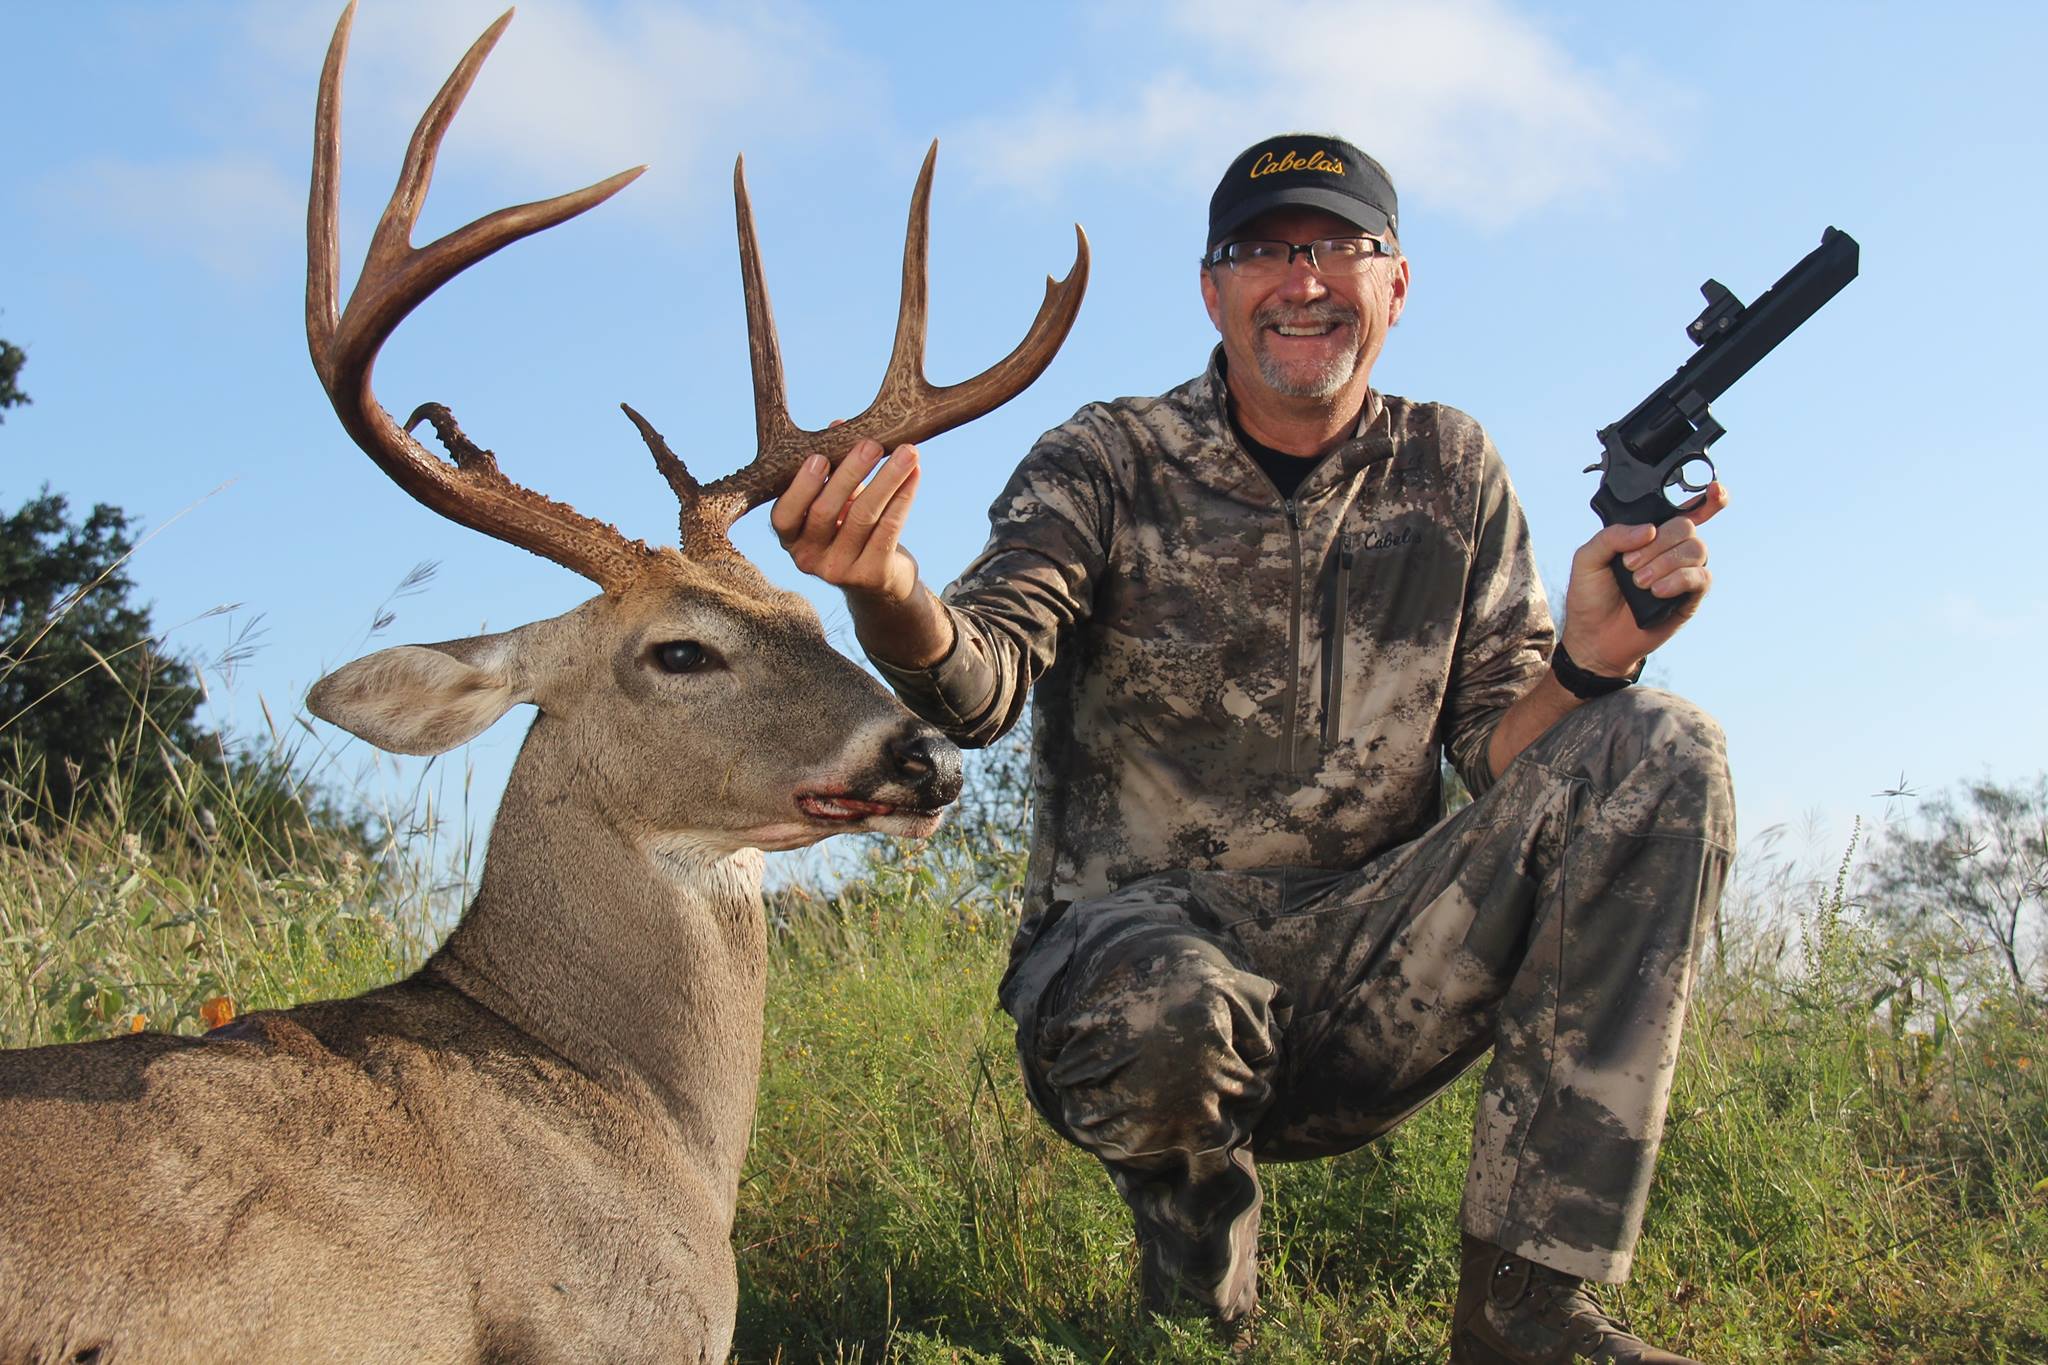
[1207,134,1397,248]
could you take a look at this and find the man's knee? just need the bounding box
[1038,943,1282,1166]
[1548,688,1733,840]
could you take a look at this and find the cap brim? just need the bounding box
[1210,187,1392,245]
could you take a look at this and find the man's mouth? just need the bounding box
[1256,301,1357,344]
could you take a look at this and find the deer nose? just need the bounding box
[888,725,963,805]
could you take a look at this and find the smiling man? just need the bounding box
[774,134,1733,1363]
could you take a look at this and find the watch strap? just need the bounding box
[1550,641,1642,700]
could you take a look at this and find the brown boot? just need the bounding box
[1450,1234,1699,1364]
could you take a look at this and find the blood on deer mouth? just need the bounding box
[796,793,900,822]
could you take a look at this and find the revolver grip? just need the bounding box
[1591,483,1689,630]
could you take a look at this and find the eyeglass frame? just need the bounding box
[1202,234,1397,276]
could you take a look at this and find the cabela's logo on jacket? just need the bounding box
[1250,149,1345,179]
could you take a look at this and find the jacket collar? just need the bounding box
[1187,347,1398,503]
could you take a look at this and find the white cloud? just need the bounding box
[264,0,874,210]
[42,155,302,280]
[956,0,1670,229]
[40,1,874,279]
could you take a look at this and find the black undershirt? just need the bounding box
[1228,404,1321,500]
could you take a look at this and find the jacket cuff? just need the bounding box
[870,613,999,734]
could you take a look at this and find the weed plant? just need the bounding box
[0,733,444,1049]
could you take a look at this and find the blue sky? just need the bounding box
[3,0,2043,872]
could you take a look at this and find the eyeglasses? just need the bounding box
[1204,236,1394,277]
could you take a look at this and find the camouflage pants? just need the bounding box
[1002,689,1735,1320]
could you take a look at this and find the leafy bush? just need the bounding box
[1,488,221,825]
[1863,775,2047,1004]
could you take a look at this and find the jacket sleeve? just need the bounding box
[1442,432,1553,797]
[870,418,1117,748]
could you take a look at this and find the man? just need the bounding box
[773,134,1733,1363]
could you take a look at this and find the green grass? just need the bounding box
[733,831,2047,1363]
[0,739,447,1048]
[4,743,2043,1362]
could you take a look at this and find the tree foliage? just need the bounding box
[0,328,28,421]
[1864,775,2048,1004]
[0,489,214,820]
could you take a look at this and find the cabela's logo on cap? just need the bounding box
[1249,148,1346,179]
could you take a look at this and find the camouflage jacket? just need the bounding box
[875,351,1553,940]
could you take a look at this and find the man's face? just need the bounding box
[1200,207,1410,405]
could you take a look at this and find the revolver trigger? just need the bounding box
[1582,461,1602,474]
[1671,454,1718,494]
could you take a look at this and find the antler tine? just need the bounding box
[308,2,657,593]
[677,142,1089,555]
[877,142,939,406]
[733,155,800,461]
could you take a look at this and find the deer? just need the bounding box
[0,6,1086,1362]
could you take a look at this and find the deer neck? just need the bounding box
[428,736,769,1192]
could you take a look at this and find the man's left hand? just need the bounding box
[1560,481,1729,676]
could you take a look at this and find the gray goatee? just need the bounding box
[1251,299,1361,398]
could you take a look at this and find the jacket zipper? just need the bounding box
[1282,497,1304,773]
[1321,543,1353,754]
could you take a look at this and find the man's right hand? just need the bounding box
[770,437,922,605]
[771,436,957,669]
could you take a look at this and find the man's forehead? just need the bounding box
[1228,206,1372,241]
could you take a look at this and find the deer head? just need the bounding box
[301,3,1089,856]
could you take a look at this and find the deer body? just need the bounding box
[0,5,1083,1357]
[0,977,745,1362]
[1,568,964,1362]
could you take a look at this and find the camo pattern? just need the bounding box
[874,351,1554,945]
[1012,687,1735,1316]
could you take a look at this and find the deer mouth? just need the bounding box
[796,792,947,839]
[797,793,899,822]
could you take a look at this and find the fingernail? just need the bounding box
[805,453,827,477]
[1635,569,1653,587]
[1622,550,1643,569]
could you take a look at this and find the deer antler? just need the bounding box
[631,144,1090,558]
[308,3,660,593]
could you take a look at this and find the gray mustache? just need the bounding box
[1254,300,1359,330]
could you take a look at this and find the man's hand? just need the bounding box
[770,437,922,605]
[1560,481,1729,675]
[769,434,957,670]
[1484,483,1727,779]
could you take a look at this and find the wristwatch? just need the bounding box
[1550,641,1642,699]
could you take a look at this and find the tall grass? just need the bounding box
[4,720,2043,1361]
[735,815,2048,1363]
[0,725,451,1049]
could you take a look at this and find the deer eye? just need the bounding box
[653,640,715,674]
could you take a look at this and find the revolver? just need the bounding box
[1589,227,1860,628]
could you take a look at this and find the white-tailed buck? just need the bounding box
[0,5,1085,1361]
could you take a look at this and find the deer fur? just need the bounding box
[0,557,962,1363]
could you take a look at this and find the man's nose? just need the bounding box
[1274,253,1328,301]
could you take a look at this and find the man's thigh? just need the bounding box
[1238,791,1569,1157]
[1005,794,1552,1161]
[1010,689,1730,1162]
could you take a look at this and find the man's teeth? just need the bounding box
[1275,323,1335,336]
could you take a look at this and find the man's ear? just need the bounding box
[1387,252,1411,327]
[306,630,529,756]
[1199,262,1225,333]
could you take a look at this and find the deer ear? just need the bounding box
[307,634,529,756]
